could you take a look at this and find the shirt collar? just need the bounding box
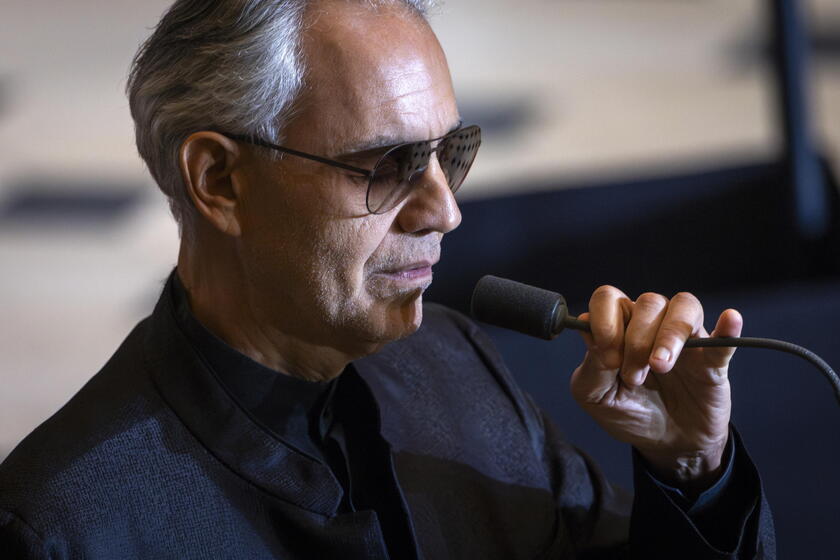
[169,270,333,462]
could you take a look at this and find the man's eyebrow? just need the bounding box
[335,135,405,159]
[334,120,463,159]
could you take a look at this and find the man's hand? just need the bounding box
[570,286,742,494]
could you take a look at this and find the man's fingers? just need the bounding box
[704,308,743,368]
[575,312,614,371]
[649,292,704,374]
[576,312,595,348]
[571,311,622,404]
[588,286,631,369]
[573,288,738,405]
[621,292,668,386]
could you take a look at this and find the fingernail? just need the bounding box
[652,347,671,363]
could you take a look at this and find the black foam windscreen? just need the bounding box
[470,275,564,340]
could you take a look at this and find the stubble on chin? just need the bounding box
[355,281,429,343]
[395,288,426,334]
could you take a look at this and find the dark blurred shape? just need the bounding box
[429,157,840,313]
[811,23,840,60]
[731,18,840,66]
[770,0,830,239]
[0,74,10,117]
[457,96,537,138]
[0,180,145,226]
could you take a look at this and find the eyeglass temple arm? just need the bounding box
[224,134,373,177]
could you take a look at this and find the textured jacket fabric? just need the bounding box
[0,280,774,559]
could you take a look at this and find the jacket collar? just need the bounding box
[142,274,345,516]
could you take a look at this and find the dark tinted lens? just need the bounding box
[365,125,482,214]
[437,125,481,193]
[367,141,432,214]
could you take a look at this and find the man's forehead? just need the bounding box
[291,0,458,155]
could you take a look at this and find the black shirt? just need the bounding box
[171,275,419,559]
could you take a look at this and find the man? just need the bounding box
[0,0,773,558]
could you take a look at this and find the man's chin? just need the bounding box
[362,288,425,344]
[385,288,425,337]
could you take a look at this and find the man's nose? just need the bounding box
[395,157,462,234]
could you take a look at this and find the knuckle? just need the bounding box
[592,284,621,300]
[672,291,701,308]
[671,292,704,325]
[635,292,668,311]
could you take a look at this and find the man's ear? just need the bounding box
[179,131,246,237]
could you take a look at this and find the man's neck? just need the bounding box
[176,240,354,383]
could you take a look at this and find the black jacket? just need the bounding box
[0,279,774,558]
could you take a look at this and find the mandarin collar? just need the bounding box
[169,271,333,462]
[143,270,344,514]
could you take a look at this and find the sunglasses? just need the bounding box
[225,125,481,214]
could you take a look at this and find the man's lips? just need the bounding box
[377,260,436,280]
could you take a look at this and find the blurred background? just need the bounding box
[1,0,839,556]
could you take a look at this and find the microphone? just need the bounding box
[470,275,585,340]
[471,275,840,405]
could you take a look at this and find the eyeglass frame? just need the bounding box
[220,123,480,214]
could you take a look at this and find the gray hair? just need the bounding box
[127,0,437,234]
